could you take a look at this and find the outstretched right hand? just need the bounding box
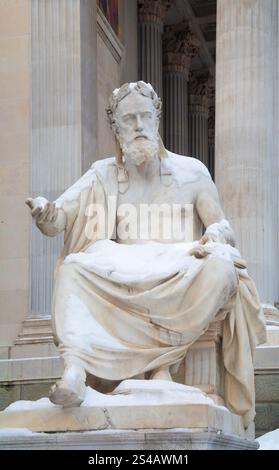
[25,197,57,224]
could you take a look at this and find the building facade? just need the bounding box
[0,0,278,437]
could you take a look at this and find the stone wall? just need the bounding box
[0,0,31,349]
[255,372,279,437]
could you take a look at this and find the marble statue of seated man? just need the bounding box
[26,81,266,427]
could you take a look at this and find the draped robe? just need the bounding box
[51,152,266,426]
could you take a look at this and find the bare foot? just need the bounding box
[150,367,173,381]
[49,365,86,407]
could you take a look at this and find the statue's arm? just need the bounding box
[25,197,66,237]
[26,166,97,237]
[195,178,236,246]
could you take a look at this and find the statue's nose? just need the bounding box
[135,115,143,132]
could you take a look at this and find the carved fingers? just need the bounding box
[199,232,219,245]
[36,202,58,224]
[188,245,209,259]
[25,197,57,223]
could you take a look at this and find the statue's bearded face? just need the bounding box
[115,91,159,165]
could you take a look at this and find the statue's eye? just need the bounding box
[142,112,152,119]
[122,114,134,123]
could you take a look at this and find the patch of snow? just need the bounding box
[113,82,154,97]
[0,428,45,437]
[66,239,198,282]
[65,239,240,285]
[81,380,214,407]
[204,240,241,262]
[5,397,56,412]
[3,381,220,414]
[167,152,211,186]
[257,429,279,450]
[33,196,49,210]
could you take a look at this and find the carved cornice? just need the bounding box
[138,0,174,25]
[163,23,200,78]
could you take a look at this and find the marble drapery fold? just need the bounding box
[51,155,266,427]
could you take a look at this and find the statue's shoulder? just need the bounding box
[55,157,117,207]
[166,150,211,185]
[91,156,117,179]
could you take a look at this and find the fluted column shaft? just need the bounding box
[188,102,209,168]
[208,103,215,179]
[272,2,279,309]
[138,21,163,100]
[163,66,188,155]
[163,24,199,155]
[188,74,214,172]
[215,0,279,303]
[138,1,173,97]
[138,1,173,136]
[30,0,97,317]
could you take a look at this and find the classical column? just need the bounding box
[273,2,279,310]
[30,0,97,318]
[188,73,214,170]
[163,24,199,155]
[215,0,279,304]
[138,0,173,100]
[208,92,215,180]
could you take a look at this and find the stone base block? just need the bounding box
[0,402,249,437]
[0,381,257,449]
[0,429,258,450]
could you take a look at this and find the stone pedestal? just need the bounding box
[174,322,224,405]
[254,306,279,437]
[0,380,257,450]
[0,429,258,450]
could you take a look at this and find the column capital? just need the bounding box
[189,72,214,113]
[163,23,200,79]
[138,0,174,25]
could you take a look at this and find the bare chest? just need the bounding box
[116,178,197,244]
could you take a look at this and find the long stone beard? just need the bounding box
[121,138,159,166]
